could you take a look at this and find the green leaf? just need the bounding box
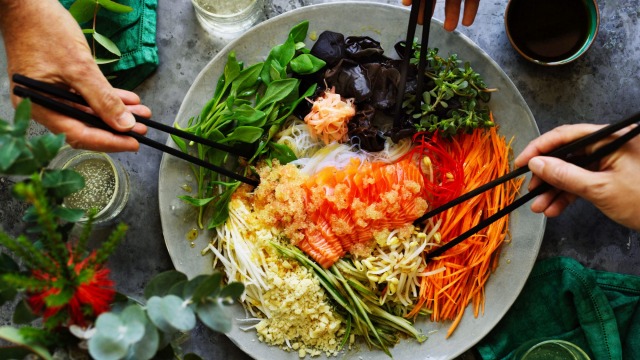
[232,105,267,127]
[44,287,73,307]
[220,126,263,144]
[0,286,17,306]
[88,332,129,360]
[126,315,160,360]
[52,206,85,222]
[41,169,85,198]
[267,142,297,164]
[97,0,134,13]
[0,135,21,172]
[0,326,53,360]
[290,54,326,75]
[28,133,65,167]
[12,300,37,324]
[196,301,232,333]
[69,0,97,23]
[182,274,210,300]
[146,296,176,334]
[288,20,309,43]
[184,354,205,360]
[206,183,239,229]
[119,305,147,344]
[13,99,32,136]
[144,270,187,299]
[230,62,263,95]
[94,58,120,64]
[224,52,241,85]
[160,295,196,332]
[256,78,299,109]
[191,272,222,303]
[178,195,216,207]
[93,31,121,56]
[219,282,244,301]
[0,252,19,273]
[269,35,296,71]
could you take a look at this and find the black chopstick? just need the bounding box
[422,112,640,260]
[394,0,434,129]
[12,74,254,159]
[12,83,259,187]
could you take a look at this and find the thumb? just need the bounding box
[67,71,136,132]
[528,156,603,200]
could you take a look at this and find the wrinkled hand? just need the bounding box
[0,0,149,152]
[402,0,480,31]
[515,123,640,231]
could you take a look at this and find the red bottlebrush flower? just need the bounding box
[26,250,115,328]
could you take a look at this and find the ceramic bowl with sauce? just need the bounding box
[504,0,600,66]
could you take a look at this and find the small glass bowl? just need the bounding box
[191,0,264,35]
[514,339,591,360]
[49,146,130,226]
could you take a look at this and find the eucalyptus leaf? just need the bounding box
[196,301,232,333]
[69,0,98,23]
[219,282,245,301]
[93,31,122,56]
[160,295,196,332]
[88,332,129,360]
[119,305,147,344]
[0,326,53,360]
[144,270,187,299]
[97,0,134,13]
[146,296,177,334]
[167,280,188,297]
[182,274,211,300]
[191,272,223,303]
[41,169,85,198]
[126,319,160,360]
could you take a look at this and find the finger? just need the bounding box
[514,124,605,167]
[126,104,152,119]
[527,156,607,200]
[444,0,462,31]
[63,61,136,133]
[530,189,576,216]
[114,88,142,105]
[461,0,480,26]
[402,0,412,5]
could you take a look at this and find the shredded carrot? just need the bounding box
[407,125,524,338]
[304,87,356,145]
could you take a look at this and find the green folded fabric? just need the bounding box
[476,257,640,360]
[60,0,159,90]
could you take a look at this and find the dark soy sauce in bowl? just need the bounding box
[506,0,593,64]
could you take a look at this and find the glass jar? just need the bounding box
[48,146,130,226]
[514,339,591,360]
[191,0,264,35]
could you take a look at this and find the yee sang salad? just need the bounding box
[174,21,523,358]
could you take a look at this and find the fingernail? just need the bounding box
[117,112,136,128]
[528,157,545,173]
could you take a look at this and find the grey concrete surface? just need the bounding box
[1,0,639,359]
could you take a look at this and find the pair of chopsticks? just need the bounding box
[418,111,640,260]
[11,74,259,187]
[394,0,435,128]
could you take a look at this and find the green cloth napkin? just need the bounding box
[60,0,159,90]
[476,257,640,360]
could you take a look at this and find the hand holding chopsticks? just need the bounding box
[12,74,259,187]
[419,112,640,260]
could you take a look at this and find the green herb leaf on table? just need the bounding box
[96,0,134,13]
[69,0,98,24]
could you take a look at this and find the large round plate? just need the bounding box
[159,2,545,359]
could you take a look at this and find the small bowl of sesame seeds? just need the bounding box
[49,146,130,225]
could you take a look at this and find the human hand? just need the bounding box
[402,0,480,32]
[0,0,149,152]
[515,123,640,231]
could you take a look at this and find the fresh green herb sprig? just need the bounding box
[68,0,134,64]
[0,100,245,360]
[175,21,326,230]
[403,47,496,136]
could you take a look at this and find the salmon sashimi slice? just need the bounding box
[300,157,428,267]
